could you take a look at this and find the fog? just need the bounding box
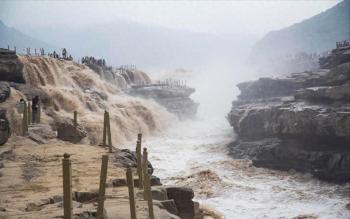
[0,1,341,69]
[0,0,341,118]
[0,1,340,35]
[1,1,349,218]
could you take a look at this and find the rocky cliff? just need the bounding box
[0,48,24,83]
[228,48,350,182]
[125,85,198,119]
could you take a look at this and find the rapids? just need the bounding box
[129,66,350,219]
[144,116,350,219]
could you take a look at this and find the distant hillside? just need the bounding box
[250,0,350,66]
[0,20,53,53]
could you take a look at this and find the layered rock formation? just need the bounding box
[319,42,350,69]
[126,85,198,119]
[228,55,350,182]
[0,49,24,83]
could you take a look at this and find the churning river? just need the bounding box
[135,67,350,218]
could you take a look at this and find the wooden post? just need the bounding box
[62,153,73,219]
[142,148,154,219]
[73,111,78,128]
[102,111,107,146]
[97,155,109,219]
[37,103,41,123]
[27,101,32,125]
[22,101,28,135]
[107,112,112,152]
[136,140,143,189]
[137,133,142,142]
[126,167,137,219]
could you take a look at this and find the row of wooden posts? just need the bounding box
[21,100,41,135]
[22,106,153,218]
[62,134,154,219]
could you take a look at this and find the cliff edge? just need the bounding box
[227,45,350,182]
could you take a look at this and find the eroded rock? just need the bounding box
[0,110,10,145]
[56,118,87,143]
[227,57,350,182]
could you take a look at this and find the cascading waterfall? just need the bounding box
[17,55,176,144]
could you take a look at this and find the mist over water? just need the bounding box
[137,61,350,218]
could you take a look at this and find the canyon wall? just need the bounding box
[228,47,350,182]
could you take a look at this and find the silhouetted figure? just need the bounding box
[32,96,40,123]
[62,48,67,59]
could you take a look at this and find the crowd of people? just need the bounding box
[336,40,350,49]
[48,48,73,60]
[81,56,106,66]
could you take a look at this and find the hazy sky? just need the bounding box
[0,0,341,36]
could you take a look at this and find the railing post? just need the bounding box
[62,153,73,219]
[22,101,28,136]
[142,148,154,219]
[27,101,32,125]
[107,112,112,152]
[97,155,109,219]
[137,133,142,142]
[37,103,41,123]
[126,167,137,219]
[73,111,78,128]
[103,111,107,146]
[136,140,143,189]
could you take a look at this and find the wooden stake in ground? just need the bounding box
[97,155,109,219]
[103,111,107,146]
[137,133,142,142]
[62,153,73,219]
[107,112,112,152]
[126,167,137,219]
[73,111,78,128]
[22,101,28,136]
[136,140,143,189]
[142,148,154,219]
[37,103,41,123]
[27,101,32,125]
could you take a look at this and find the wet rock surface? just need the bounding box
[110,148,154,174]
[228,60,350,182]
[56,118,87,143]
[0,110,10,145]
[0,49,24,83]
[0,82,10,103]
[166,186,203,219]
[126,85,199,119]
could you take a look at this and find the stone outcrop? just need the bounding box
[165,186,203,219]
[0,110,10,146]
[0,82,10,103]
[126,85,198,119]
[0,49,24,83]
[227,59,350,182]
[319,43,350,69]
[56,118,87,143]
[111,148,154,174]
